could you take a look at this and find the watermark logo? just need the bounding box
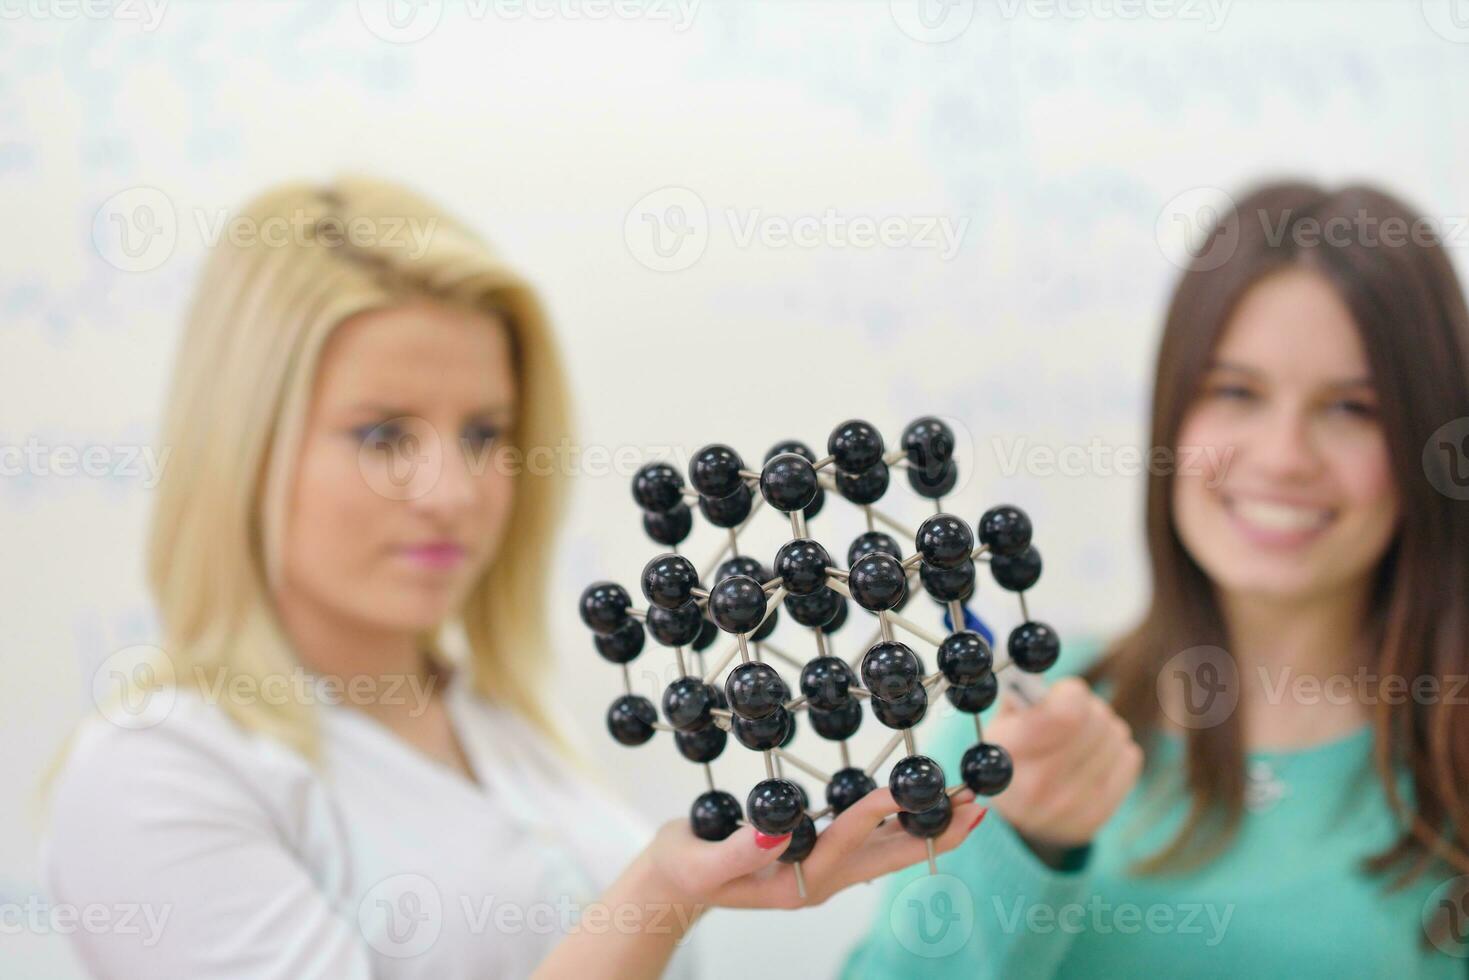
[1424,417,1469,501]
[624,186,709,272]
[1156,186,1238,272]
[357,416,445,501]
[1157,644,1238,730]
[92,186,177,273]
[0,0,168,30]
[359,873,443,957]
[890,872,975,958]
[1423,0,1469,44]
[92,644,177,730]
[890,0,976,43]
[357,0,444,43]
[1424,875,1469,957]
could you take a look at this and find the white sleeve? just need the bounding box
[39,716,376,980]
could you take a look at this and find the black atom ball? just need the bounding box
[579,582,631,635]
[961,742,1014,796]
[709,574,768,634]
[848,552,907,611]
[778,815,818,863]
[725,661,789,720]
[919,559,976,603]
[646,600,704,647]
[803,486,826,521]
[847,530,902,567]
[715,555,767,587]
[774,538,832,596]
[990,545,1043,592]
[809,699,863,740]
[1009,621,1061,673]
[799,656,854,711]
[606,694,657,746]
[643,503,693,546]
[889,754,947,812]
[835,461,889,505]
[978,505,1033,556]
[908,458,959,499]
[828,419,885,473]
[765,439,816,464]
[750,605,780,642]
[821,594,850,634]
[871,684,929,730]
[784,587,842,629]
[662,676,716,732]
[593,619,645,664]
[826,767,877,815]
[699,483,754,528]
[690,614,719,652]
[690,443,745,499]
[632,462,685,513]
[937,630,993,686]
[946,673,999,713]
[899,793,953,838]
[690,790,742,841]
[861,640,923,701]
[916,514,974,569]
[747,778,806,835]
[676,724,728,764]
[641,553,699,610]
[760,453,819,514]
[733,706,791,751]
[901,416,956,473]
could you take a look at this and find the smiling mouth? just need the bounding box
[1221,492,1336,546]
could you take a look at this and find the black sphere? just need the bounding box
[646,599,704,647]
[690,443,745,499]
[675,724,728,764]
[765,439,816,464]
[961,742,1014,796]
[889,754,947,812]
[641,553,699,610]
[725,662,789,720]
[579,582,631,635]
[991,545,1043,592]
[733,706,792,751]
[835,461,890,505]
[643,503,693,546]
[847,530,902,567]
[715,555,768,588]
[759,452,819,513]
[828,419,885,473]
[774,538,832,596]
[799,656,854,711]
[919,559,976,603]
[784,587,842,629]
[822,594,850,634]
[690,790,742,841]
[662,676,716,732]
[871,684,929,730]
[698,483,754,528]
[916,514,974,569]
[826,767,877,815]
[606,694,657,746]
[593,619,646,664]
[848,552,907,611]
[809,699,863,740]
[750,605,780,642]
[978,505,1033,556]
[899,793,953,838]
[937,630,993,686]
[632,462,685,513]
[908,458,959,499]
[1009,621,1061,673]
[747,778,806,835]
[861,640,924,700]
[946,673,999,713]
[691,614,720,652]
[901,416,956,474]
[778,815,818,863]
[802,486,827,521]
[709,574,768,634]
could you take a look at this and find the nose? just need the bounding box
[406,422,478,519]
[1246,399,1323,483]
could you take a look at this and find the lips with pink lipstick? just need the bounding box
[1220,490,1336,550]
[398,540,468,570]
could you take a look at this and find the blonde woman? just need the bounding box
[38,177,989,979]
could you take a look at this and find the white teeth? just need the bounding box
[1229,498,1331,532]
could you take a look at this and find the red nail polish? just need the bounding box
[754,830,791,849]
[968,808,989,831]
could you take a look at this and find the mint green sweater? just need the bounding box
[840,637,1466,979]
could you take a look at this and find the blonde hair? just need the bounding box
[66,175,574,772]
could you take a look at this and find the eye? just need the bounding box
[353,420,409,450]
[461,423,503,451]
[1207,383,1255,402]
[1328,399,1377,418]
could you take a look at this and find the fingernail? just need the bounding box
[968,808,989,831]
[754,831,792,849]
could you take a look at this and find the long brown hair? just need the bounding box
[1084,182,1469,907]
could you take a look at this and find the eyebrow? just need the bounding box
[346,401,515,417]
[1206,360,1375,390]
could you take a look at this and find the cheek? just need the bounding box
[1329,432,1399,534]
[286,438,385,586]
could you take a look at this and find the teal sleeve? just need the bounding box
[838,633,1107,980]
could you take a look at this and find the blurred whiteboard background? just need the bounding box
[4,1,1468,976]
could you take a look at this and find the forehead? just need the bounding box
[1212,266,1370,382]
[314,300,515,409]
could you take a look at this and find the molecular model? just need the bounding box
[577,417,1059,898]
